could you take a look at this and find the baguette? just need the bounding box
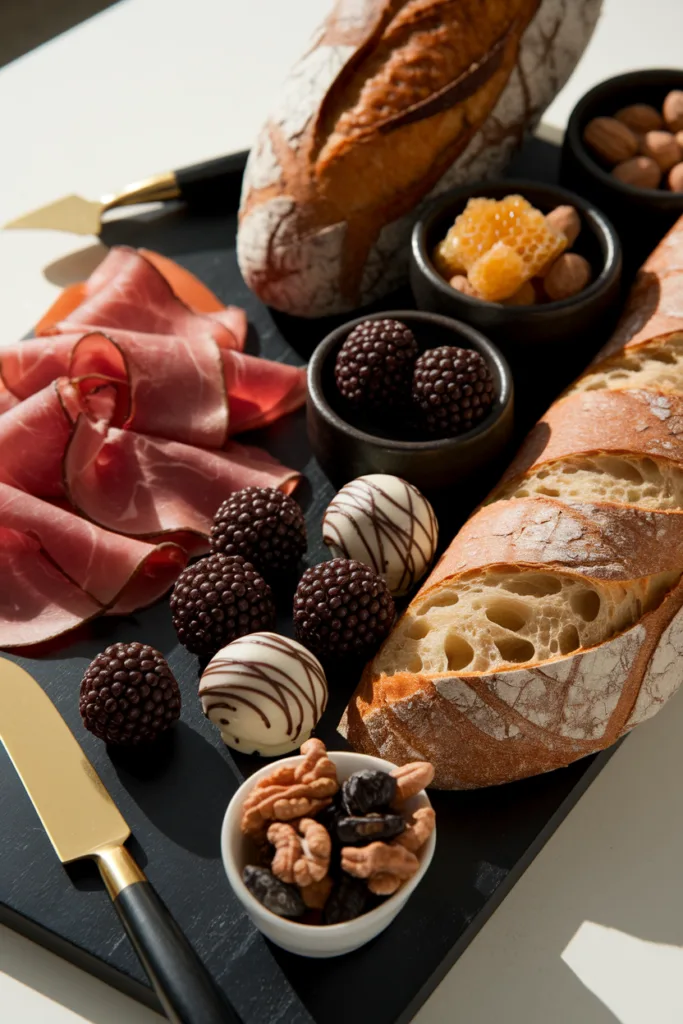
[237,0,601,317]
[340,214,683,788]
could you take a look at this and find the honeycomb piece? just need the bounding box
[446,195,568,281]
[433,228,467,277]
[469,242,527,302]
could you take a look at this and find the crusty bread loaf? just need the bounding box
[340,213,683,788]
[237,0,601,317]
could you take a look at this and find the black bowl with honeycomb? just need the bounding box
[410,179,622,374]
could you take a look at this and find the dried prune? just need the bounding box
[243,865,305,918]
[342,769,397,815]
[336,813,405,846]
[316,794,345,847]
[324,873,368,925]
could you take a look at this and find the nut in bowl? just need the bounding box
[221,741,436,957]
[410,180,622,366]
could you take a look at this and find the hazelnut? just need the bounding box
[449,274,477,297]
[583,117,639,165]
[668,163,683,193]
[676,131,683,150]
[611,155,662,190]
[663,90,683,133]
[616,104,663,133]
[641,130,682,172]
[545,205,581,247]
[503,281,536,306]
[543,254,592,302]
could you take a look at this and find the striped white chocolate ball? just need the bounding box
[322,475,438,597]
[199,632,328,756]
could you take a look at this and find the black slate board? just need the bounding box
[0,138,621,1024]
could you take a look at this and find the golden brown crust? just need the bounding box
[342,214,683,788]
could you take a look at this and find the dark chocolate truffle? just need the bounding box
[334,318,418,410]
[210,487,306,574]
[412,345,494,437]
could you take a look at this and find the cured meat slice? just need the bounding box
[0,378,19,413]
[220,349,307,435]
[0,528,101,648]
[0,334,76,401]
[0,382,72,496]
[70,330,228,448]
[0,484,188,646]
[36,247,244,350]
[64,414,300,544]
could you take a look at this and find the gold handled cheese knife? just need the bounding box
[0,659,241,1024]
[3,153,246,236]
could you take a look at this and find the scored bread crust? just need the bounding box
[237,0,601,317]
[341,212,683,788]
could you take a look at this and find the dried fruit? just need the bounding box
[293,558,395,658]
[545,205,581,247]
[611,155,662,189]
[342,769,397,815]
[616,103,664,133]
[412,345,495,437]
[668,162,683,192]
[543,253,592,302]
[663,90,683,133]
[210,487,306,574]
[641,130,682,172]
[336,813,406,846]
[334,318,419,411]
[324,873,368,924]
[79,643,181,746]
[243,865,305,918]
[583,116,639,165]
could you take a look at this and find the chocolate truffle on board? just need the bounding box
[293,558,395,658]
[322,474,438,597]
[199,632,328,755]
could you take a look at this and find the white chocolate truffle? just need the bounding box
[199,632,328,756]
[322,475,438,597]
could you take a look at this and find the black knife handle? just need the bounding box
[174,153,248,211]
[114,881,241,1024]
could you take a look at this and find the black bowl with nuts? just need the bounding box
[306,310,514,494]
[410,180,622,373]
[561,69,683,275]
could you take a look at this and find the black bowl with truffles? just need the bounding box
[307,310,513,494]
[561,69,683,274]
[410,181,622,372]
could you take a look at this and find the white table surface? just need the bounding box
[1,1,683,1021]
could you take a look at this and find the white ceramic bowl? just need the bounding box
[221,750,436,957]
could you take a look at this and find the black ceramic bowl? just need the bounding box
[561,69,683,273]
[307,310,514,495]
[410,180,622,372]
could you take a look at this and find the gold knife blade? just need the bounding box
[0,658,130,866]
[3,171,181,236]
[0,658,239,1023]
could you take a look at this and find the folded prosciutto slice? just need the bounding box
[64,414,298,550]
[0,484,188,647]
[0,245,306,648]
[35,246,247,351]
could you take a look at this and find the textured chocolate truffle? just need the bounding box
[170,554,276,658]
[322,474,438,596]
[79,642,180,746]
[210,487,307,574]
[293,558,395,658]
[412,345,495,437]
[334,318,418,410]
[199,632,328,755]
